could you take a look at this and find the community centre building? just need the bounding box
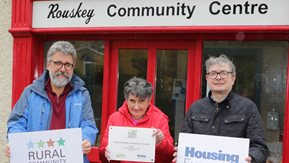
[2,0,289,162]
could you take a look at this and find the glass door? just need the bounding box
[111,40,201,142]
[155,49,187,141]
[118,49,148,107]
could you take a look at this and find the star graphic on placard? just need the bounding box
[47,138,55,147]
[26,140,34,149]
[37,140,45,148]
[57,138,65,146]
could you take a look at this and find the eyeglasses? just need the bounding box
[50,60,74,71]
[126,81,148,88]
[206,71,232,79]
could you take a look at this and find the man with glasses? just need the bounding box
[6,41,98,163]
[173,54,268,163]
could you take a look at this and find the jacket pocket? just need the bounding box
[224,115,245,124]
[223,115,246,136]
[190,114,211,134]
[191,114,210,122]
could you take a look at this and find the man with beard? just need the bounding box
[5,41,98,163]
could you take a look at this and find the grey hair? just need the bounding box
[205,54,236,75]
[124,77,153,100]
[47,41,77,63]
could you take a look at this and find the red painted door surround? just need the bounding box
[9,1,289,162]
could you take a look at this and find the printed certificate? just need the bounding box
[177,133,249,163]
[8,128,83,163]
[108,126,156,162]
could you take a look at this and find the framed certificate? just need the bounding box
[108,126,156,162]
[8,128,83,163]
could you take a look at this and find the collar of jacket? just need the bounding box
[208,91,233,110]
[119,101,154,124]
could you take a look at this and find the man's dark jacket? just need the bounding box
[182,91,268,163]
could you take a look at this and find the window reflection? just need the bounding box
[203,41,288,163]
[117,49,148,108]
[155,50,187,141]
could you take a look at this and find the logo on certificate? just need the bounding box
[128,129,137,138]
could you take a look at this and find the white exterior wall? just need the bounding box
[0,0,12,162]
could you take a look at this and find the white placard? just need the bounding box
[32,0,289,28]
[8,128,83,163]
[108,126,156,162]
[177,133,249,163]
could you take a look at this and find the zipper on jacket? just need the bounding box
[215,105,220,112]
[41,107,45,128]
[212,103,220,129]
[67,102,72,128]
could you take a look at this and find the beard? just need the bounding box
[49,70,73,88]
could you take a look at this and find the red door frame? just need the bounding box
[10,0,289,162]
[100,40,202,140]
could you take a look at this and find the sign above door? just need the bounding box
[32,0,289,28]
